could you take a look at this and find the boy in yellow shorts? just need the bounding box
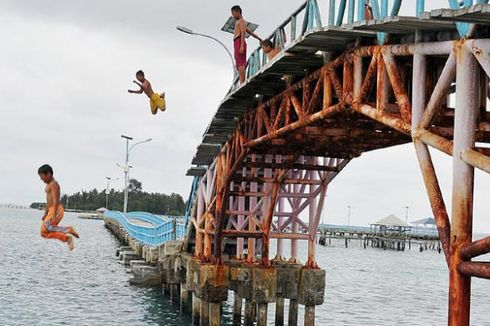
[128,70,166,115]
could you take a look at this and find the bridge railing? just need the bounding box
[233,0,486,91]
[104,210,187,246]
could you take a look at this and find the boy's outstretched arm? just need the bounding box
[128,81,144,94]
[246,28,262,42]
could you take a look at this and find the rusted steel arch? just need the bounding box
[190,41,490,326]
[209,55,350,261]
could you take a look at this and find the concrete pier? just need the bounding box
[275,297,285,325]
[105,217,327,326]
[232,292,242,325]
[192,294,201,326]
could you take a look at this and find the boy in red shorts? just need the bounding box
[231,5,262,84]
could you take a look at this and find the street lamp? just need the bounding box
[105,177,119,210]
[176,25,237,80]
[404,206,410,224]
[347,205,352,226]
[118,135,152,213]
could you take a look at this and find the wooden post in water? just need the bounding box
[180,283,189,313]
[257,303,268,326]
[192,294,201,326]
[209,303,220,326]
[305,305,316,326]
[275,297,285,325]
[200,301,210,326]
[288,299,298,326]
[233,292,242,326]
[244,299,256,326]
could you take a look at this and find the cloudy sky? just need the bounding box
[1,0,488,232]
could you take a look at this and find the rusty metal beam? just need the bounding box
[458,262,490,280]
[241,161,339,172]
[461,149,490,174]
[413,141,451,266]
[420,51,456,129]
[448,43,479,326]
[461,236,490,260]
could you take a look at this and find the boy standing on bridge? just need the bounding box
[128,70,166,115]
[231,5,262,84]
[38,164,79,251]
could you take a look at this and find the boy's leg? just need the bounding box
[67,236,75,251]
[238,66,246,84]
[42,206,79,240]
[150,100,158,115]
[43,230,69,242]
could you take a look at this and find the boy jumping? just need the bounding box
[231,5,262,84]
[38,164,79,251]
[128,70,166,115]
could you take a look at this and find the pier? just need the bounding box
[318,224,441,252]
[106,1,490,325]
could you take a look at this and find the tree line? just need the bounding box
[30,179,186,215]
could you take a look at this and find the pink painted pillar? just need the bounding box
[261,155,272,262]
[236,167,247,259]
[308,157,318,266]
[247,154,257,263]
[290,158,302,263]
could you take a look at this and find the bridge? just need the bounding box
[104,211,187,245]
[108,1,490,325]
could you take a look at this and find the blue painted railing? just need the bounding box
[233,0,488,90]
[104,210,186,246]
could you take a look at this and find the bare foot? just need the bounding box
[67,236,75,251]
[68,227,80,239]
[160,92,165,99]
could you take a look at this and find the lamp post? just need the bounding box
[119,135,152,213]
[176,26,237,79]
[105,177,119,210]
[404,206,410,224]
[347,205,352,226]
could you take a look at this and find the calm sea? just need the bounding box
[0,208,489,325]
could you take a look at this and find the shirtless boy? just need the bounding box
[261,40,280,61]
[38,164,79,251]
[231,5,262,84]
[128,70,166,115]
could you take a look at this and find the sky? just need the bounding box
[1,0,489,232]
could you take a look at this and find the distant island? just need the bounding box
[31,179,185,215]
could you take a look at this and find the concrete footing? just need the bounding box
[105,218,326,325]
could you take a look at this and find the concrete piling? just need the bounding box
[304,306,315,326]
[209,303,221,326]
[105,218,327,326]
[192,294,201,326]
[200,301,209,326]
[257,303,268,326]
[232,292,242,325]
[244,299,256,326]
[275,297,285,325]
[180,282,190,313]
[288,299,299,326]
